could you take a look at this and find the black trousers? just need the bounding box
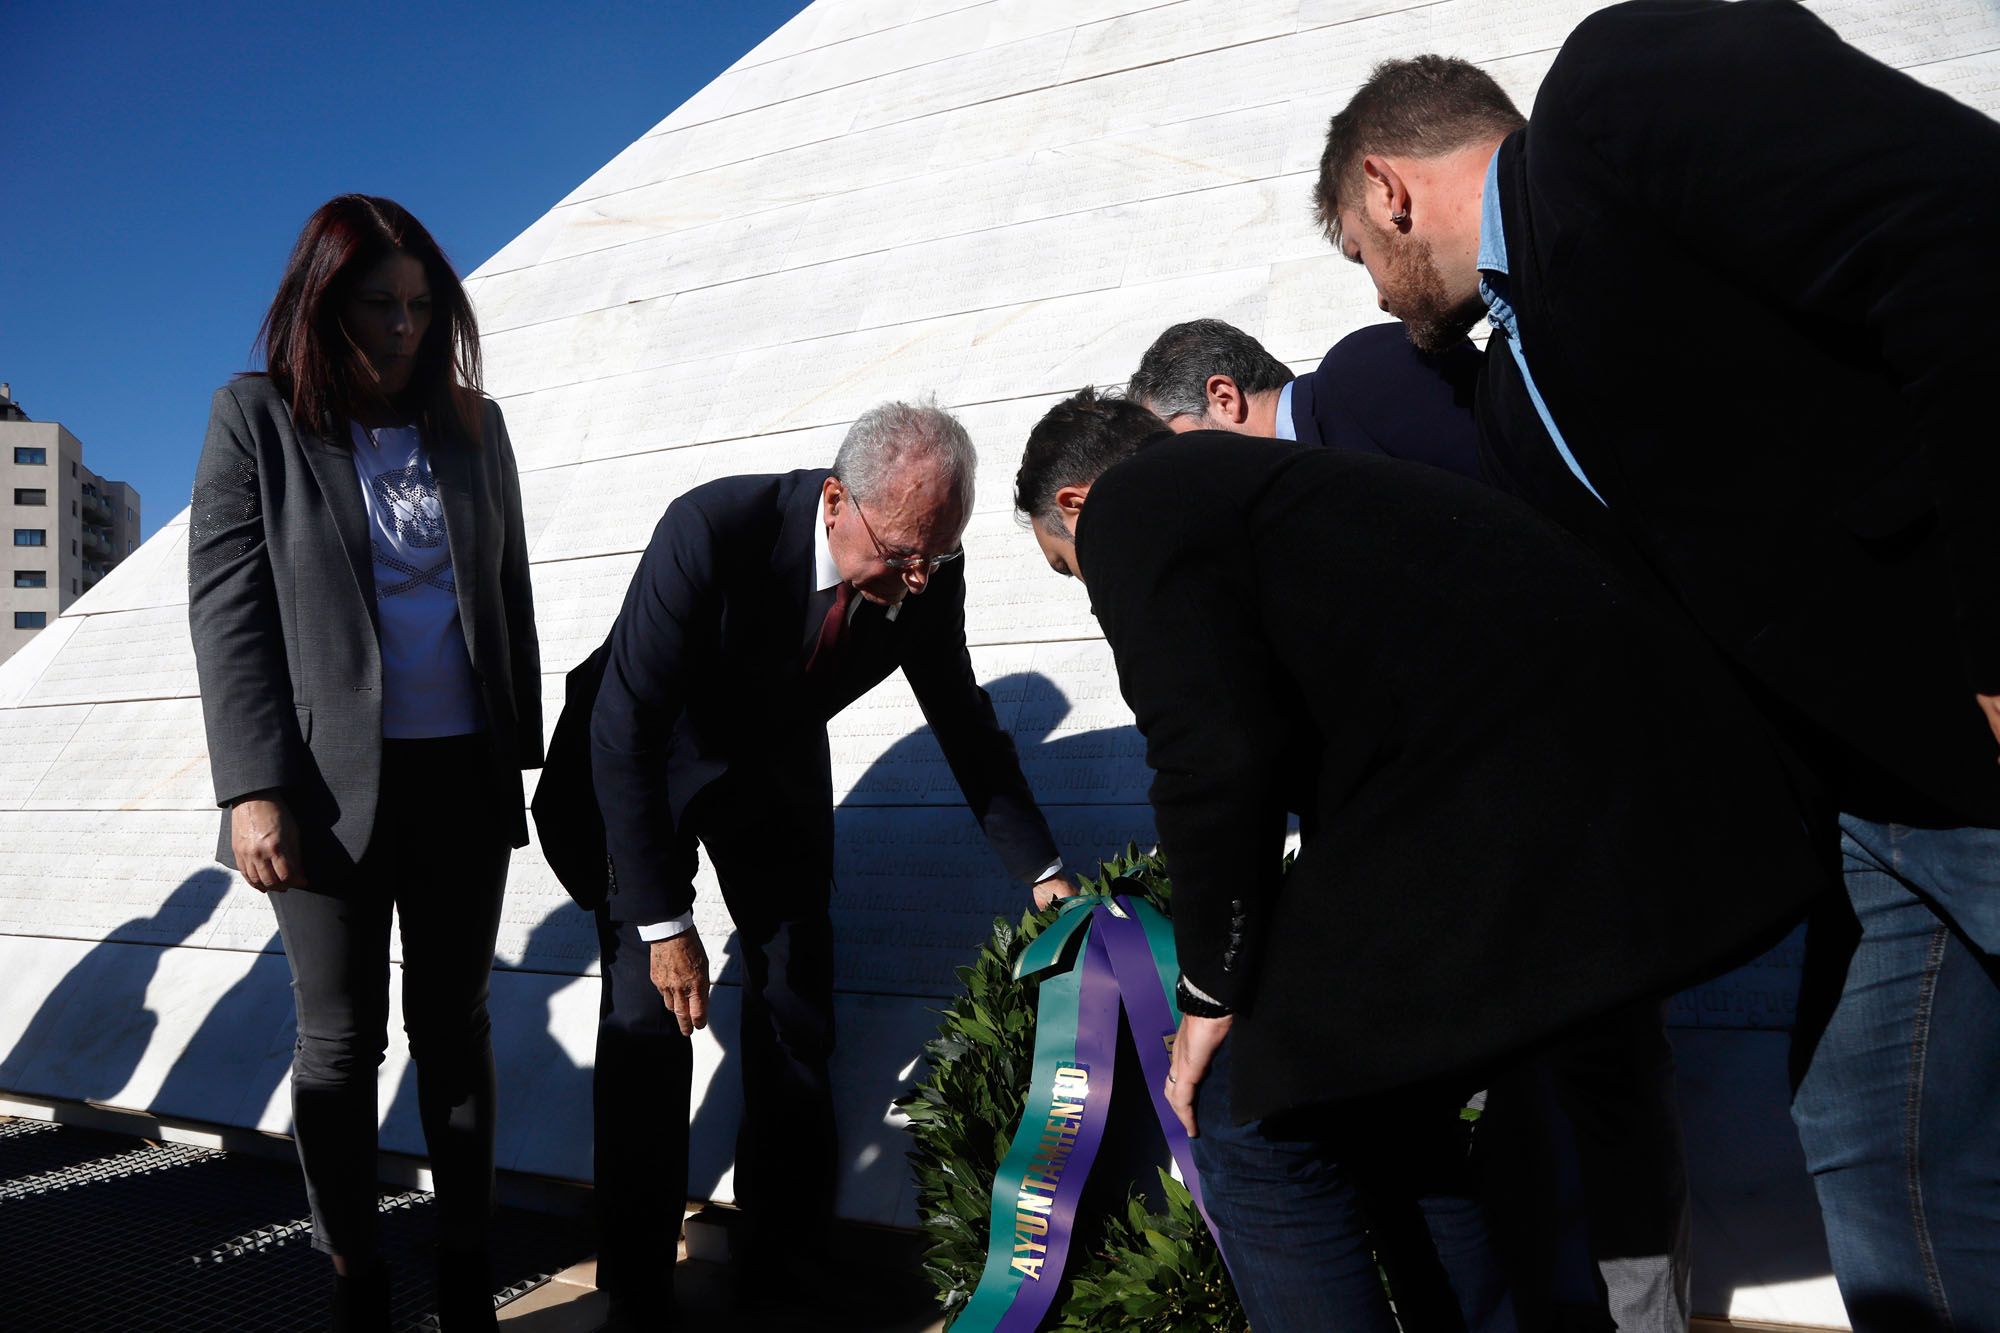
[267,734,513,1257]
[1480,999,1691,1332]
[593,771,837,1298]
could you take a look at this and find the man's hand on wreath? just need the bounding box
[650,930,710,1037]
[1033,874,1080,911]
[1166,1012,1232,1138]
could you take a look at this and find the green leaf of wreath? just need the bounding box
[893,851,1249,1330]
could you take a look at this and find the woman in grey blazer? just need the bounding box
[188,195,541,1331]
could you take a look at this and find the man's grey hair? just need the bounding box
[833,399,977,515]
[1127,319,1296,421]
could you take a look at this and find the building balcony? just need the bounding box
[80,491,111,525]
[81,526,112,560]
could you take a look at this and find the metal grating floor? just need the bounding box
[0,1119,595,1331]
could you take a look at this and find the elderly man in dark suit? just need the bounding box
[1314,6,2000,1327]
[580,401,1073,1329]
[1128,317,1483,478]
[1013,389,1822,1333]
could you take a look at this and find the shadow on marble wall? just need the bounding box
[0,675,1143,1227]
[688,671,1146,1214]
[382,906,595,1168]
[0,869,233,1102]
[150,929,292,1128]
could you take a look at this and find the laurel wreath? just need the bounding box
[894,845,1247,1331]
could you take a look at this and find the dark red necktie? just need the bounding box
[805,582,854,678]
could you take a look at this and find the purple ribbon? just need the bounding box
[991,925,1122,1333]
[958,896,1236,1332]
[1095,898,1230,1261]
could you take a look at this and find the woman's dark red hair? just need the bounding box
[256,194,483,446]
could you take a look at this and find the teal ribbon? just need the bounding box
[951,892,1231,1333]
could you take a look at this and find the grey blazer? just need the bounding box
[188,375,543,875]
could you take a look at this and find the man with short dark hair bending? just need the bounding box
[1013,389,1823,1333]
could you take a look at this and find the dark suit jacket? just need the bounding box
[582,468,1058,925]
[1478,0,2000,827]
[1080,433,1822,1117]
[188,376,543,874]
[1293,322,1484,479]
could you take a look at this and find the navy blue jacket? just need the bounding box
[1292,322,1484,480]
[1081,433,1821,1114]
[569,469,1057,923]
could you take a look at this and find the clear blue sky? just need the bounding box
[1,1,808,540]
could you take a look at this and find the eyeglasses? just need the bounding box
[843,484,964,576]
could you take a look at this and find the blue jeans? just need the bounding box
[1190,1038,1517,1333]
[1792,817,2000,1332]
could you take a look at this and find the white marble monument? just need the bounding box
[3,1,1996,1325]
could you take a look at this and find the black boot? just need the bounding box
[328,1260,390,1332]
[599,1288,678,1332]
[436,1247,499,1331]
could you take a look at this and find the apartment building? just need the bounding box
[2,382,142,665]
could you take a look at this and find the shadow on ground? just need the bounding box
[0,1119,946,1332]
[0,1119,591,1332]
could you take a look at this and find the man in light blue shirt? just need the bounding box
[1313,13,2000,1329]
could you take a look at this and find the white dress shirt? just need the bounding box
[347,423,481,738]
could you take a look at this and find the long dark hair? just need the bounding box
[255,194,483,445]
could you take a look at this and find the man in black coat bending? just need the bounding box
[586,401,1073,1329]
[1130,313,1696,1332]
[1313,5,2000,1327]
[1013,389,1822,1333]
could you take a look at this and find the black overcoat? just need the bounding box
[1477,0,2000,827]
[1079,433,1824,1119]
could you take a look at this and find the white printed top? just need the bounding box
[348,422,482,738]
